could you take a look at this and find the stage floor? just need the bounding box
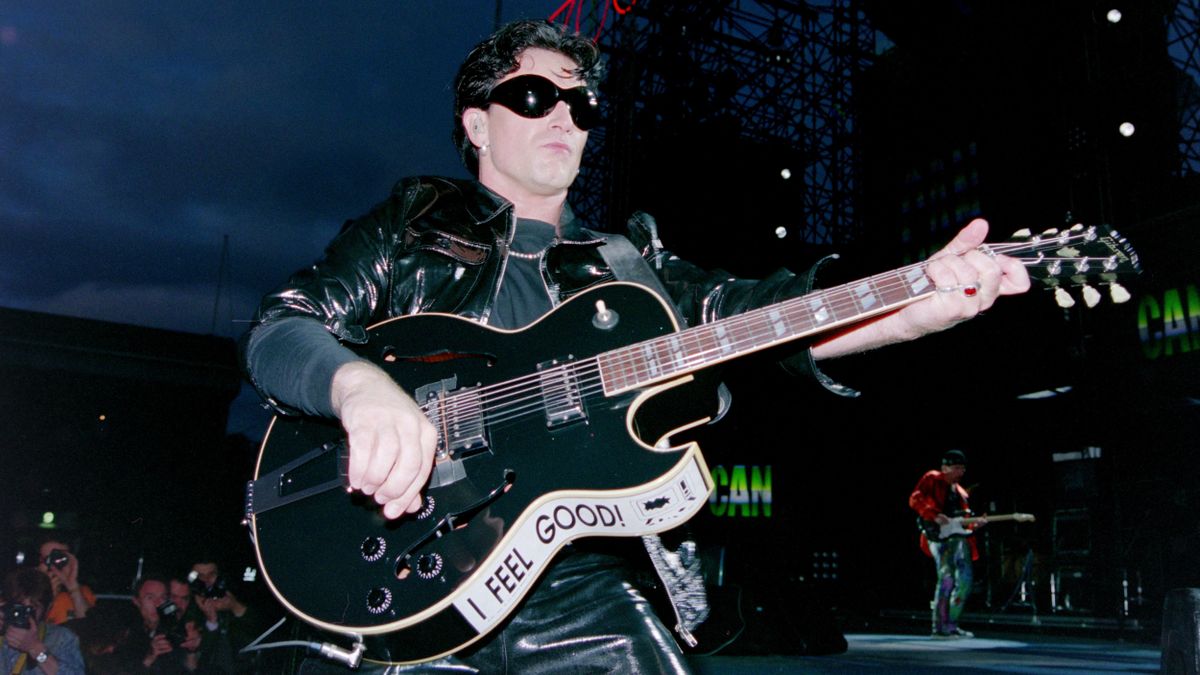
[688,632,1162,673]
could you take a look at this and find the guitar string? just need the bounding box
[422,236,1126,432]
[432,250,1117,432]
[425,248,1125,433]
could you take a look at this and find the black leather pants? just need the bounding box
[298,548,692,675]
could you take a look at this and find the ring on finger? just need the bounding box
[935,282,980,298]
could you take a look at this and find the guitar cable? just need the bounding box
[239,616,366,669]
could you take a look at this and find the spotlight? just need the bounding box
[1118,122,1136,137]
[780,167,792,180]
[1106,9,1122,24]
[774,226,788,239]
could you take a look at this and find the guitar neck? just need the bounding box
[961,513,1027,525]
[598,264,933,394]
[592,223,1137,395]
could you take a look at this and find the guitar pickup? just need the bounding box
[537,356,586,428]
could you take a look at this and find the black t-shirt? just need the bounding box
[489,218,557,330]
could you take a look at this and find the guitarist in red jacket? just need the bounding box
[909,450,986,638]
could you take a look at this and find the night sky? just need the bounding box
[1,1,572,435]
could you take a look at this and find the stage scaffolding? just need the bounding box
[561,0,875,246]
[1169,0,1200,176]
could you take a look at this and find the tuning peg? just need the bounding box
[1082,284,1101,308]
[1110,283,1131,304]
[1054,287,1076,308]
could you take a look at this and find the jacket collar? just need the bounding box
[426,176,604,244]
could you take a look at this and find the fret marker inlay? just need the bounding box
[854,282,878,309]
[808,296,830,324]
[906,267,931,294]
[714,325,733,354]
[768,309,787,338]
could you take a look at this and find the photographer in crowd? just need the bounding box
[188,557,259,672]
[171,574,233,674]
[118,575,202,673]
[0,567,85,674]
[37,538,95,625]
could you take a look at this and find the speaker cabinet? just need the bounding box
[1161,588,1200,674]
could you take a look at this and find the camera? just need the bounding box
[155,601,188,648]
[186,570,226,599]
[44,548,69,571]
[1,603,34,631]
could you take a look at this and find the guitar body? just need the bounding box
[916,514,974,540]
[250,283,715,665]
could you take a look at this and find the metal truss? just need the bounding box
[1168,0,1200,176]
[563,0,875,245]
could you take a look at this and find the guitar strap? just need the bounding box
[594,231,683,324]
[595,221,711,646]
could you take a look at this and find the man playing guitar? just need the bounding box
[909,449,985,638]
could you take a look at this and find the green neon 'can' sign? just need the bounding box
[708,465,772,517]
[1138,284,1200,359]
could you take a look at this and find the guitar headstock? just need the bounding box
[1012,513,1037,523]
[997,224,1142,308]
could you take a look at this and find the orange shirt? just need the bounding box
[45,585,96,625]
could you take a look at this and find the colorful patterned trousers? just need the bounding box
[927,537,973,634]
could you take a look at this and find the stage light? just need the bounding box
[775,226,788,239]
[780,167,792,180]
[42,511,55,526]
[1118,122,1136,137]
[1106,9,1122,24]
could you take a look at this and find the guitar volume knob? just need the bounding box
[416,495,436,520]
[366,587,393,614]
[361,536,387,562]
[416,553,444,580]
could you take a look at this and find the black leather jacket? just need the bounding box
[241,175,855,417]
[249,176,821,343]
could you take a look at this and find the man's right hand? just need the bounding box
[331,361,438,519]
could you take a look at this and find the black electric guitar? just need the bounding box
[245,224,1138,665]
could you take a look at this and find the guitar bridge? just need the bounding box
[538,356,586,428]
[418,377,489,460]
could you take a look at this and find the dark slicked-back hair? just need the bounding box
[452,19,604,176]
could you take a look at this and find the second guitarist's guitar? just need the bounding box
[919,512,1037,541]
[244,224,1138,665]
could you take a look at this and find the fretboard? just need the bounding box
[597,263,935,394]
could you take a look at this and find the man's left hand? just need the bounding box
[810,219,1031,360]
[4,622,44,656]
[894,219,1031,338]
[182,622,203,652]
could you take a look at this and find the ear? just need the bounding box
[463,108,489,149]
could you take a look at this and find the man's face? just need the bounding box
[169,580,191,613]
[134,579,167,628]
[192,562,219,588]
[37,541,67,574]
[471,47,590,202]
[942,464,967,484]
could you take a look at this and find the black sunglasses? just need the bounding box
[485,75,601,131]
